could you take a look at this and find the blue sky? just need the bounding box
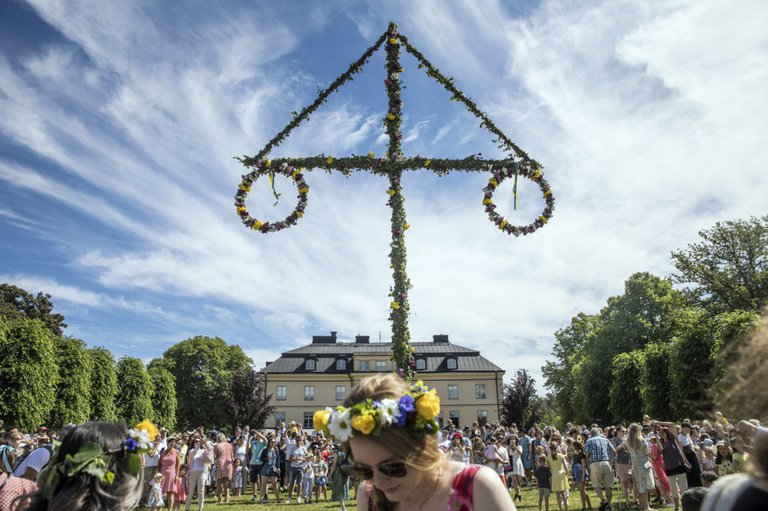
[1,0,767,386]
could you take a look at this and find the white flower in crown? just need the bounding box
[131,429,151,451]
[328,408,353,442]
[378,398,401,426]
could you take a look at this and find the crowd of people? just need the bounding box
[1,386,766,511]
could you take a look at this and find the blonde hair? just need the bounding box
[626,423,644,451]
[343,374,442,511]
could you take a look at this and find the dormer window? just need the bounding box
[416,358,426,371]
[306,359,316,371]
[336,359,347,371]
[446,357,458,370]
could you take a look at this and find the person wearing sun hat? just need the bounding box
[313,373,516,511]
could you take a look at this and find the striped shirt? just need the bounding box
[584,435,612,463]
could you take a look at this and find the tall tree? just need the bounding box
[0,318,59,430]
[0,283,66,335]
[148,362,177,430]
[609,350,644,424]
[115,357,154,425]
[226,366,275,429]
[162,336,252,429]
[50,337,93,427]
[640,343,673,419]
[89,347,118,421]
[543,313,596,423]
[672,215,768,314]
[501,369,543,430]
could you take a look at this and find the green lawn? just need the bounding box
[180,484,650,510]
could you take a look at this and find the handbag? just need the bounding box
[201,448,214,465]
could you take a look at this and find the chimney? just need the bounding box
[433,334,449,343]
[355,335,370,344]
[312,331,338,344]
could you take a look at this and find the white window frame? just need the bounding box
[335,385,346,401]
[276,385,287,401]
[375,360,387,371]
[359,360,370,372]
[336,359,347,371]
[304,385,315,401]
[306,359,316,371]
[303,412,314,429]
[416,358,426,371]
[475,384,486,399]
[446,358,458,370]
[448,384,458,400]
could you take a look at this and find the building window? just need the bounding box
[359,360,370,372]
[336,359,347,371]
[304,385,315,401]
[448,384,458,400]
[274,412,285,427]
[446,357,458,370]
[303,412,314,429]
[477,410,487,425]
[416,358,426,371]
[375,360,387,371]
[335,385,346,400]
[306,359,316,371]
[449,410,460,429]
[276,385,287,401]
[475,384,486,399]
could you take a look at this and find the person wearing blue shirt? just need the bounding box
[248,430,268,503]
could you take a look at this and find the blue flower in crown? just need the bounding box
[124,437,139,452]
[397,394,415,427]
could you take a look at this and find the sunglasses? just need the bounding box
[344,460,408,480]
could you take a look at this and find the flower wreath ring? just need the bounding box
[235,160,309,233]
[483,163,554,236]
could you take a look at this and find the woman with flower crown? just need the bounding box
[314,374,516,511]
[21,421,152,511]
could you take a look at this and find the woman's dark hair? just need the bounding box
[25,422,143,511]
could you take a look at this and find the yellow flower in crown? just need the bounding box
[313,409,331,432]
[351,412,376,435]
[416,390,440,421]
[135,419,159,441]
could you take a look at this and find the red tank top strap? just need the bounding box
[450,464,481,510]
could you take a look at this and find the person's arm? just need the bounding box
[472,466,517,510]
[356,481,370,511]
[20,467,38,481]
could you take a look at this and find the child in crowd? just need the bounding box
[174,465,187,510]
[232,458,244,497]
[701,446,716,473]
[301,451,315,503]
[313,452,329,503]
[716,441,734,476]
[536,455,552,511]
[571,440,592,510]
[731,436,749,472]
[147,472,164,511]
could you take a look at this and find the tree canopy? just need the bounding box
[226,366,275,429]
[115,356,154,425]
[50,337,93,427]
[0,283,66,335]
[501,369,543,430]
[89,347,118,422]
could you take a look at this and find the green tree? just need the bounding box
[148,362,177,430]
[501,369,544,430]
[575,272,692,422]
[115,357,154,425]
[89,347,118,421]
[226,366,275,429]
[0,283,66,335]
[0,318,59,430]
[50,337,93,427]
[542,313,596,423]
[640,343,673,419]
[162,336,251,429]
[668,317,716,418]
[609,350,644,424]
[672,215,768,314]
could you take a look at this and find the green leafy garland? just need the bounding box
[235,22,555,380]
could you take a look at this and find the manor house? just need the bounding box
[260,332,504,430]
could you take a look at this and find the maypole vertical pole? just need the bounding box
[384,22,414,380]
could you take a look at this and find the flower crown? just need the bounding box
[313,380,440,442]
[38,419,159,498]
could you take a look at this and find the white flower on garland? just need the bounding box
[378,398,401,426]
[329,408,353,442]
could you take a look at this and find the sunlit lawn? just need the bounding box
[179,483,649,510]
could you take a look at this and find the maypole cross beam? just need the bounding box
[234,23,555,380]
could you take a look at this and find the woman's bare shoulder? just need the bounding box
[472,465,517,510]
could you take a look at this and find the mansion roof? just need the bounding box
[262,334,504,374]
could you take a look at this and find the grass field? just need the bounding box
[178,483,649,510]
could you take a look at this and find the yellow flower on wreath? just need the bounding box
[386,113,396,120]
[389,37,399,45]
[351,412,376,435]
[135,419,158,441]
[368,151,375,158]
[390,301,400,310]
[326,156,334,164]
[416,390,440,421]
[313,409,331,432]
